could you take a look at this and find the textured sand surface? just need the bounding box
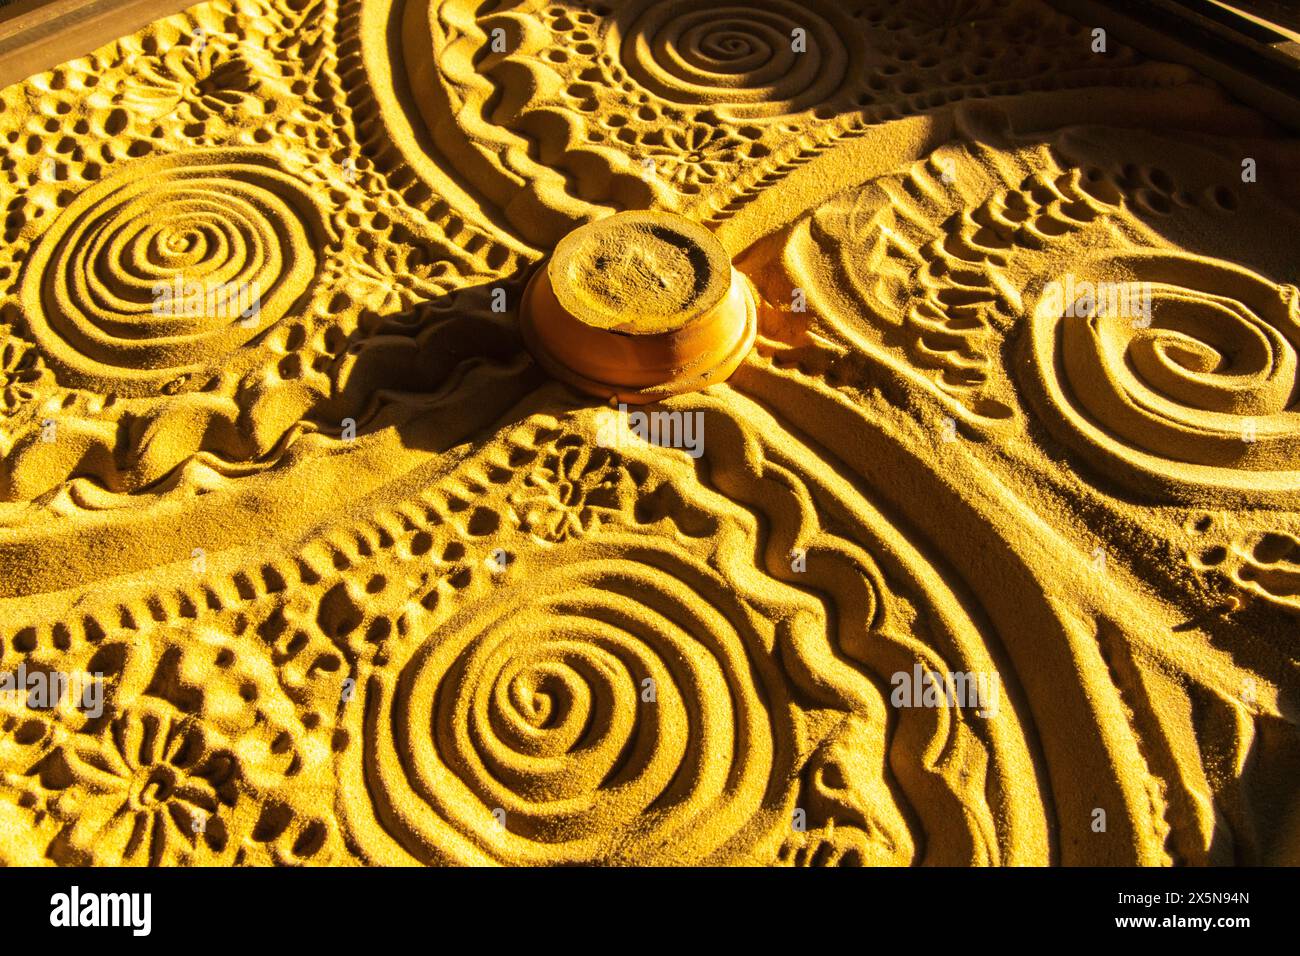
[0,0,1297,865]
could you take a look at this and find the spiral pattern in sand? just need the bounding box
[1029,254,1300,488]
[363,552,793,864]
[617,0,850,115]
[21,151,320,393]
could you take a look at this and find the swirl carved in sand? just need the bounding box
[361,549,799,864]
[21,151,322,392]
[1029,254,1300,497]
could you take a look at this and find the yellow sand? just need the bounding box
[0,0,1296,866]
[549,211,729,334]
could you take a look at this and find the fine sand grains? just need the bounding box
[0,0,1296,865]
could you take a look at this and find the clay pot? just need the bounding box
[520,210,756,403]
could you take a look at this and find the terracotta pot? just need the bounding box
[520,210,756,403]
